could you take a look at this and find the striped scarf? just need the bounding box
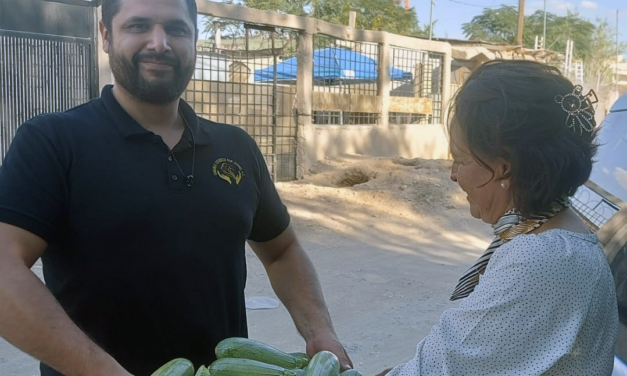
[450,197,570,301]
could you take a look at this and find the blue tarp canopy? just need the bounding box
[254,47,412,83]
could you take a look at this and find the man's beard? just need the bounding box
[109,46,195,105]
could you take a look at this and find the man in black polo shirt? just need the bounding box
[0,0,352,375]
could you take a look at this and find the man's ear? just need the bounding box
[99,21,111,54]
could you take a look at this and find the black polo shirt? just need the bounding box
[0,85,290,376]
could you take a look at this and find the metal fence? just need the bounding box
[186,20,445,179]
[571,180,622,231]
[0,29,94,159]
[192,1,455,180]
[312,111,379,125]
[185,21,299,181]
[426,53,444,123]
[310,35,381,126]
[390,47,444,124]
[312,35,379,96]
[187,23,449,175]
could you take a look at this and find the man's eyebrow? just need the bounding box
[123,16,152,24]
[165,19,192,28]
[123,16,191,28]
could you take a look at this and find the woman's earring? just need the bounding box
[501,181,508,189]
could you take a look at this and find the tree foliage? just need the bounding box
[313,0,427,37]
[202,0,428,39]
[244,0,309,16]
[461,5,518,44]
[583,19,627,88]
[461,6,626,84]
[462,6,595,59]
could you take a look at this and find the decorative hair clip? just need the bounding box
[554,85,598,135]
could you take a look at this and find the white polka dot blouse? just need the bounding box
[387,229,619,376]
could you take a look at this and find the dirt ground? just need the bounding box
[0,155,492,376]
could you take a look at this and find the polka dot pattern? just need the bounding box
[387,229,619,375]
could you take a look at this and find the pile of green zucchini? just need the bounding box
[150,337,362,376]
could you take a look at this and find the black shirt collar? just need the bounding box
[100,85,212,147]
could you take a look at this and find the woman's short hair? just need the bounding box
[448,60,598,218]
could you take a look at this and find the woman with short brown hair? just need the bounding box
[384,60,618,376]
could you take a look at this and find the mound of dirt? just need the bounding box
[278,154,465,220]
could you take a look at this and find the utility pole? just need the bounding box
[349,11,362,53]
[542,0,547,49]
[349,10,357,28]
[516,0,525,46]
[214,21,222,49]
[616,10,620,93]
[429,0,435,40]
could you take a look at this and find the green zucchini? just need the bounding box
[208,358,301,376]
[289,352,310,367]
[340,370,363,376]
[215,337,309,369]
[195,365,210,376]
[292,369,306,376]
[151,358,195,376]
[304,351,340,376]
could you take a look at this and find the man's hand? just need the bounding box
[249,228,351,371]
[305,331,353,371]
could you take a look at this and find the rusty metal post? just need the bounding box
[296,31,313,178]
[378,38,391,128]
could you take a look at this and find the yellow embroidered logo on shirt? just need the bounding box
[212,158,244,185]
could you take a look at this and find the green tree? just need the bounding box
[243,0,309,16]
[205,0,428,38]
[582,19,626,88]
[201,0,244,42]
[524,10,558,47]
[461,7,626,85]
[461,5,518,43]
[310,0,349,26]
[201,0,306,51]
[344,0,427,37]
[462,7,595,60]
[542,11,594,59]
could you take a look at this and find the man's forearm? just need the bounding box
[264,245,335,341]
[0,257,130,376]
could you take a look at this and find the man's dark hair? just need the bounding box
[448,60,599,218]
[101,0,198,40]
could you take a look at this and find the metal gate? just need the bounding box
[184,20,298,181]
[0,0,98,159]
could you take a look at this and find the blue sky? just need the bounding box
[426,0,626,42]
[198,0,627,53]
